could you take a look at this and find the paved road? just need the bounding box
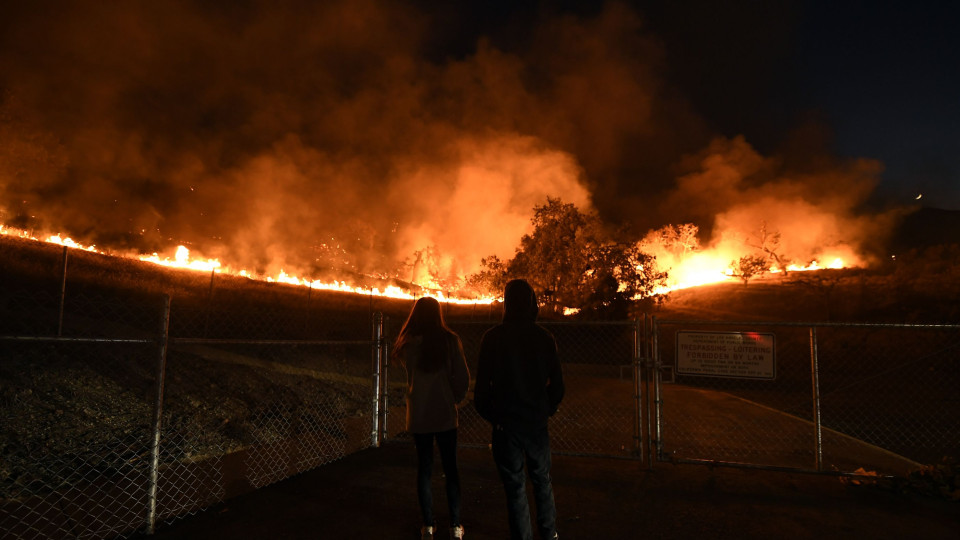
[141,443,958,539]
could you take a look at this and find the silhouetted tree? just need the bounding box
[641,223,701,257]
[467,255,509,296]
[470,198,668,316]
[507,198,589,311]
[748,221,790,271]
[729,255,768,285]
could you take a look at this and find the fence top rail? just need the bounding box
[0,336,380,346]
[447,319,638,327]
[652,318,960,330]
[0,335,156,344]
[170,337,379,346]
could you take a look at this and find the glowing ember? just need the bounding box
[772,257,847,273]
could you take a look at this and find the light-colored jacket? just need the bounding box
[400,332,470,434]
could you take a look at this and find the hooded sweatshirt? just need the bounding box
[474,279,565,431]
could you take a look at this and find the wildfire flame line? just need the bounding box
[3,223,851,305]
[650,257,848,295]
[0,224,496,305]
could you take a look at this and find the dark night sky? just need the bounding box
[791,1,960,208]
[439,0,960,210]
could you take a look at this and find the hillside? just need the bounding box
[0,234,495,332]
[654,206,960,324]
[0,233,502,507]
[4,223,960,332]
[888,206,960,255]
[655,264,960,324]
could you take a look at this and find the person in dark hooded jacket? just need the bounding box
[474,279,564,540]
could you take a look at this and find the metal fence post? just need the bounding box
[57,246,68,336]
[652,316,663,463]
[643,313,653,468]
[145,295,172,535]
[203,269,215,338]
[371,312,383,448]
[304,282,313,337]
[632,317,643,461]
[380,332,390,444]
[809,326,824,471]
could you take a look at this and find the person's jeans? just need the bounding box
[413,429,461,527]
[491,425,558,540]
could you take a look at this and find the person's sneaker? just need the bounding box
[420,525,434,539]
[450,525,465,539]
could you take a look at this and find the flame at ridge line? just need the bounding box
[0,224,497,306]
[2,222,858,307]
[646,256,852,296]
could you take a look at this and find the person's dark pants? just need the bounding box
[491,425,558,540]
[413,428,461,528]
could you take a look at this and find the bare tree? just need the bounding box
[748,221,790,272]
[641,223,700,257]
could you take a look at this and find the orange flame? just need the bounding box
[2,221,857,305]
[140,245,222,272]
[647,249,855,295]
[1,224,495,305]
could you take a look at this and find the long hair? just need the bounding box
[394,296,454,373]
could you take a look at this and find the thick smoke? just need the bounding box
[666,136,896,267]
[0,1,891,290]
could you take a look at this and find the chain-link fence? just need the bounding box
[385,320,644,459]
[4,241,960,539]
[651,319,960,475]
[1,283,381,539]
[385,316,958,477]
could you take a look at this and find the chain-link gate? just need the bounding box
[650,319,960,475]
[384,320,645,460]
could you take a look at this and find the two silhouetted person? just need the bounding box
[394,297,470,539]
[475,279,565,540]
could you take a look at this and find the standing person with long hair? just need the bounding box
[394,296,471,540]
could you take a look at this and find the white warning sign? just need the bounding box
[676,331,776,380]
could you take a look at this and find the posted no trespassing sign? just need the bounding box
[676,331,776,380]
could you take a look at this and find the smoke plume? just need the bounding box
[0,1,893,291]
